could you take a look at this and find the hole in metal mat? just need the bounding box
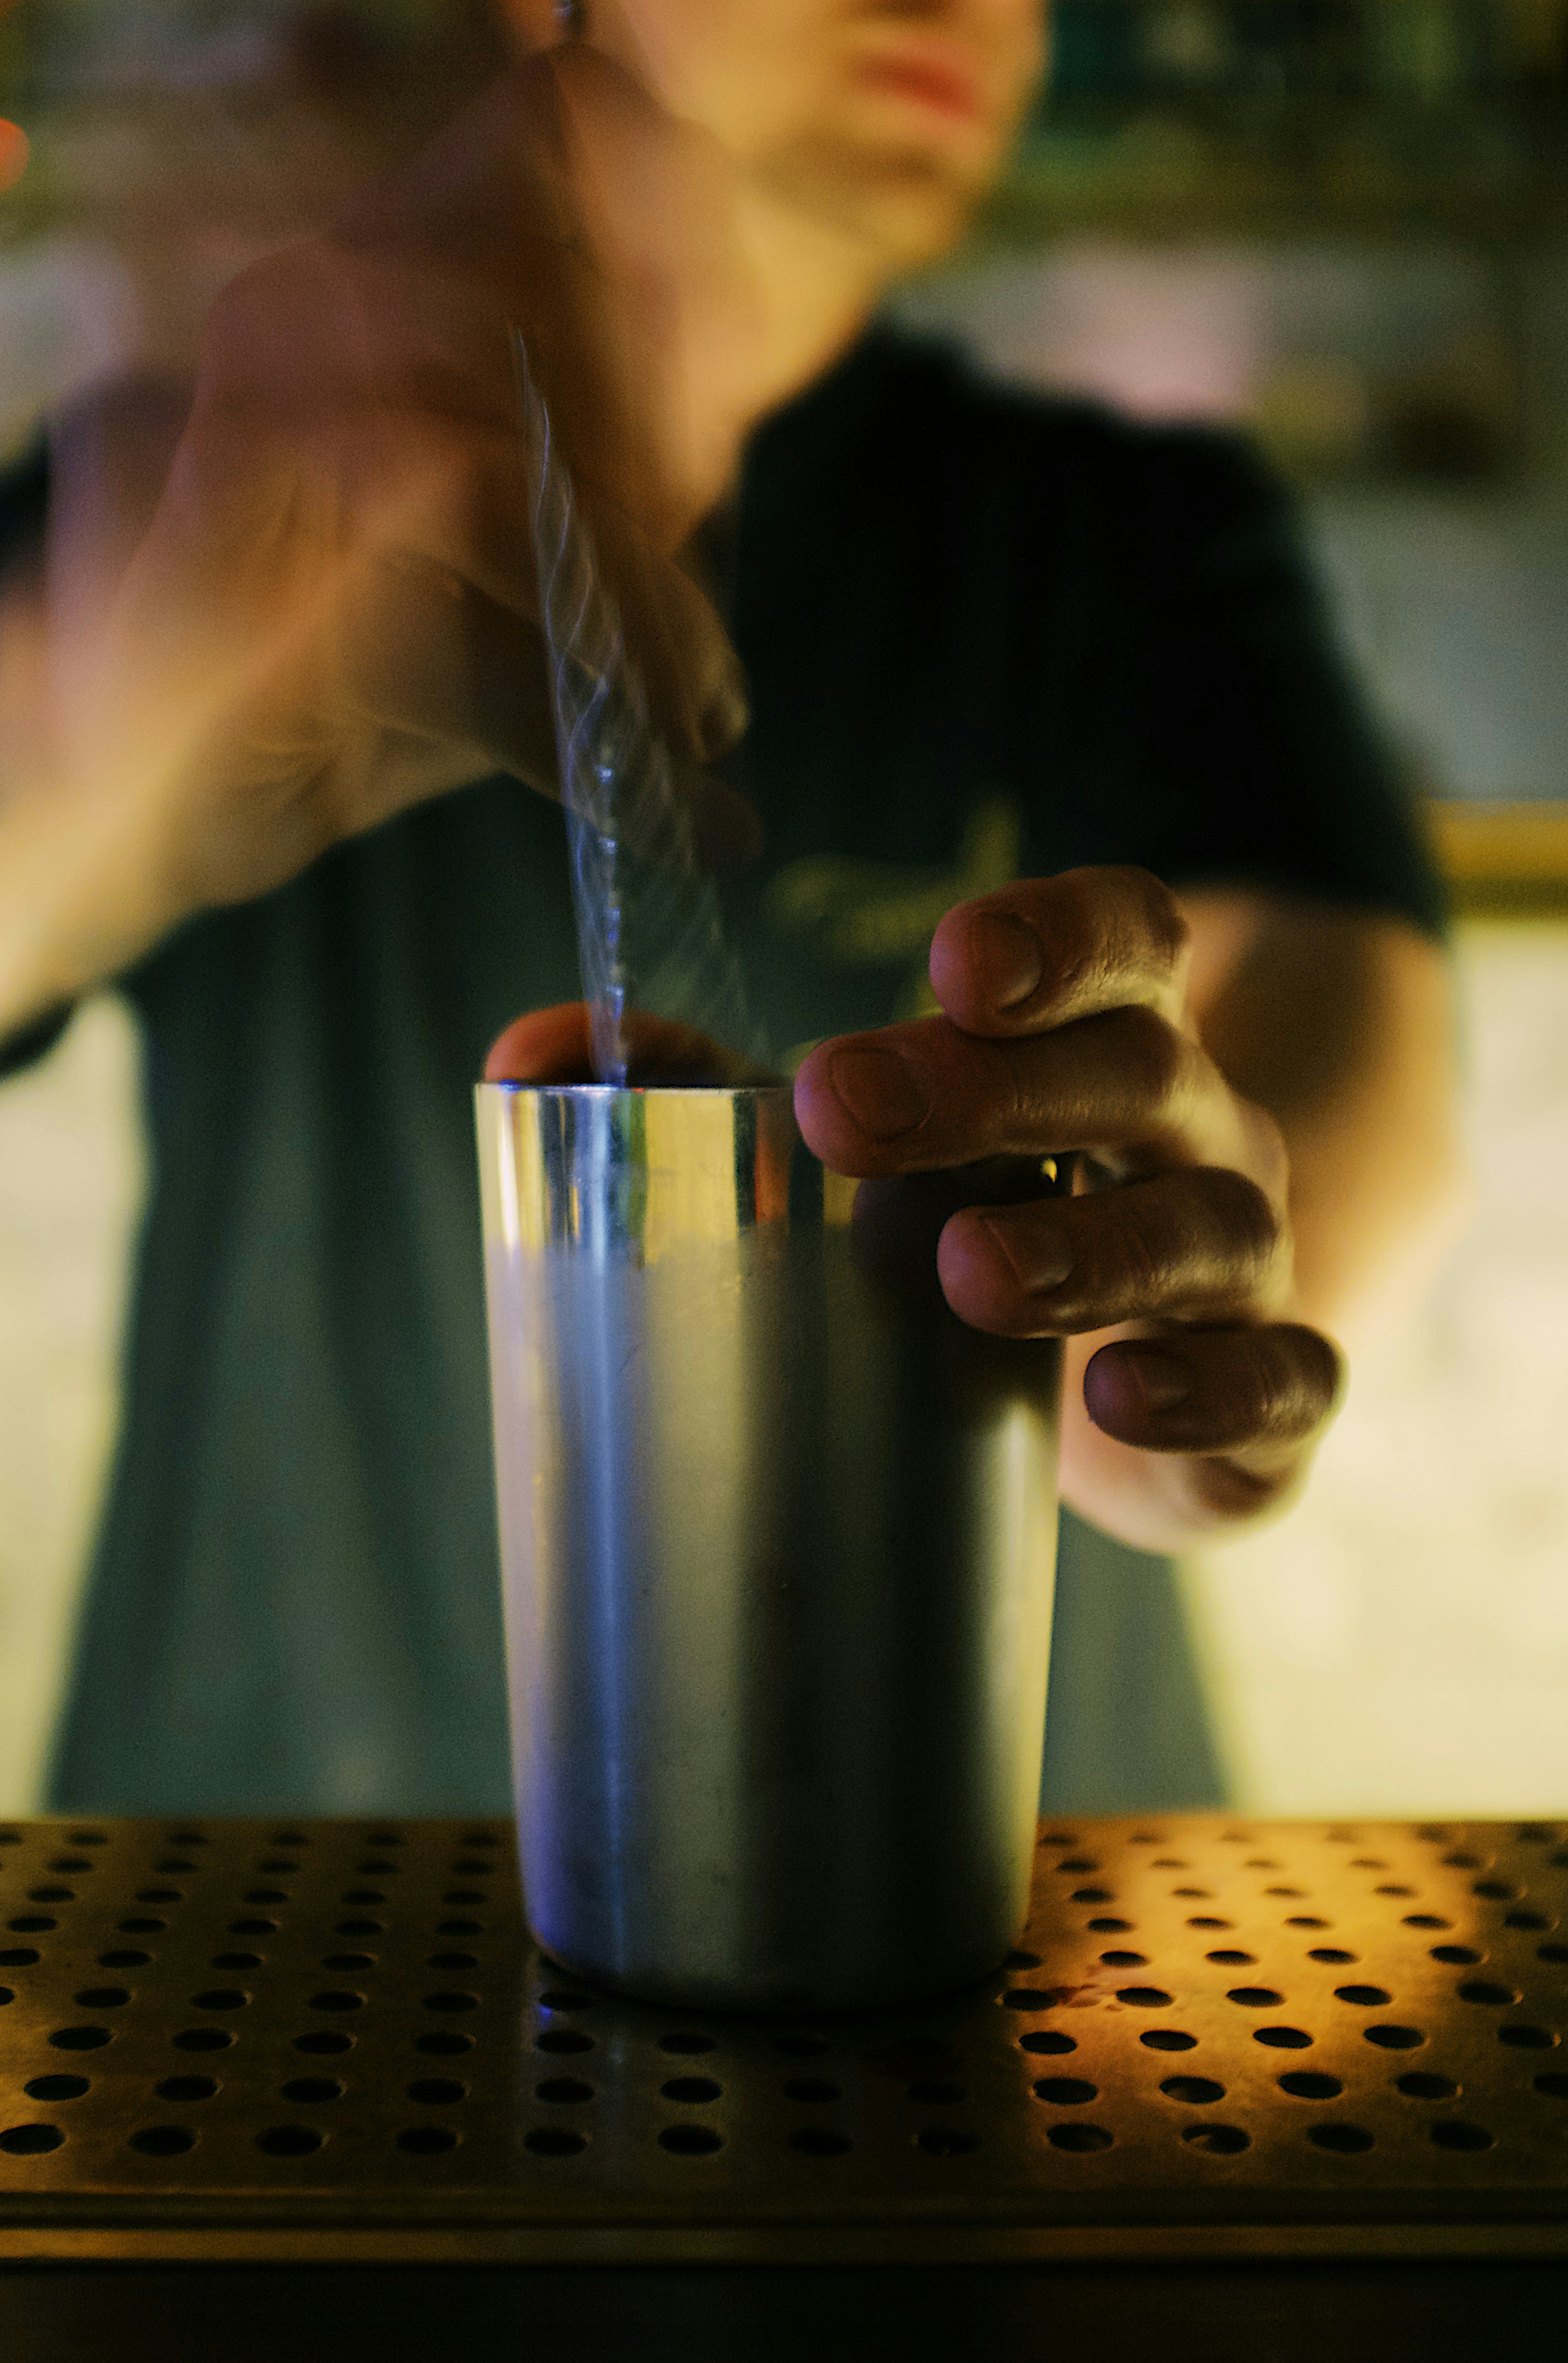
[536,2078,593,2105]
[129,2127,196,2157]
[525,2126,586,2157]
[1431,2119,1495,2151]
[661,2077,721,2104]
[0,2124,64,2155]
[659,2124,723,2156]
[1047,2123,1111,2153]
[256,2126,324,2157]
[1183,2124,1249,2154]
[917,2126,982,2157]
[396,2126,461,2155]
[790,2128,852,2157]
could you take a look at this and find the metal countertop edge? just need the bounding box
[2,2222,1567,2267]
[2,2185,1567,2227]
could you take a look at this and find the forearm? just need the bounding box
[0,780,188,1037]
[0,552,177,1031]
[1057,891,1464,1554]
[1184,893,1469,1342]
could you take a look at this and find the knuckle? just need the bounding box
[1112,1003,1189,1118]
[1068,864,1187,974]
[1251,1323,1342,1430]
[1293,1323,1346,1412]
[1101,1194,1169,1301]
[1201,1167,1281,1278]
[1126,867,1190,969]
[1034,871,1105,988]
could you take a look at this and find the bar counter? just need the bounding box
[1,1815,1564,2357]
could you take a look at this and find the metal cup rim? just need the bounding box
[476,1080,790,1101]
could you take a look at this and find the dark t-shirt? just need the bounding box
[1,333,1440,1815]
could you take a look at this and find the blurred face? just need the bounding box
[582,1,1048,269]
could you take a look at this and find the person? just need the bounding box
[0,0,1460,1815]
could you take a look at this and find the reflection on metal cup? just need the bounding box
[476,1082,1064,2012]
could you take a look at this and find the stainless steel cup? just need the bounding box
[476,1081,1064,2012]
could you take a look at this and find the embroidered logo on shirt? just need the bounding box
[763,794,1021,1018]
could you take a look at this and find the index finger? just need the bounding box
[928,867,1190,1038]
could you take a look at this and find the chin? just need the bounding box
[764,135,986,271]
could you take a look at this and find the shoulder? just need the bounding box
[759,328,1294,554]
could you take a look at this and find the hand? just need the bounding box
[793,868,1345,1551]
[485,1001,762,1086]
[7,48,758,1028]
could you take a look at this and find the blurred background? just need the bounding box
[1,1,1566,1813]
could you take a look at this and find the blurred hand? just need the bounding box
[485,1001,761,1085]
[793,868,1345,1548]
[6,47,758,1028]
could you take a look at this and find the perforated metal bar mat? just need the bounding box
[1,1818,1564,2266]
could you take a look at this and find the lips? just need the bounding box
[854,53,983,125]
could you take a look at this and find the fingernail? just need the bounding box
[968,911,1043,1013]
[1121,1345,1192,1411]
[979,1215,1073,1293]
[827,1045,931,1140]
